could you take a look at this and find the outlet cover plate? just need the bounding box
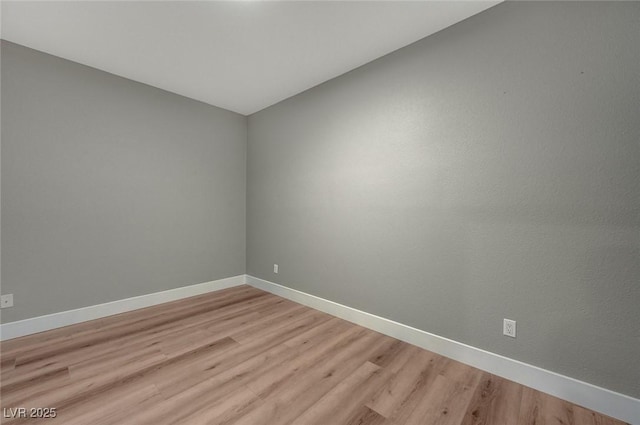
[1,294,14,309]
[503,318,516,338]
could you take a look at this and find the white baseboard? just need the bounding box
[0,275,246,341]
[247,275,640,425]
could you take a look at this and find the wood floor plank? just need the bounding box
[0,366,70,394]
[245,326,372,398]
[517,386,589,425]
[46,382,163,425]
[366,345,430,417]
[460,373,523,425]
[573,404,626,425]
[282,316,353,348]
[228,330,386,425]
[401,373,480,425]
[542,393,576,425]
[0,287,628,425]
[288,361,388,425]
[121,343,295,425]
[344,405,388,425]
[3,336,237,411]
[368,339,413,370]
[155,309,334,399]
[373,349,449,424]
[227,305,314,344]
[179,384,263,425]
[439,357,483,387]
[0,354,16,372]
[136,324,346,425]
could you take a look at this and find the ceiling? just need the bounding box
[1,1,500,115]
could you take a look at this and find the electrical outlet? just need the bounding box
[273,264,279,274]
[503,318,516,338]
[1,294,14,309]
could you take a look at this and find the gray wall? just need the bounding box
[247,2,640,398]
[1,41,246,323]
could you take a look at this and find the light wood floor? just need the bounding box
[0,285,626,425]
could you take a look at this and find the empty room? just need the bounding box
[1,1,638,424]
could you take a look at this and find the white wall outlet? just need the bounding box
[1,294,14,309]
[273,264,279,274]
[503,318,516,338]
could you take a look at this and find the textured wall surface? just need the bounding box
[1,41,247,322]
[247,2,640,397]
